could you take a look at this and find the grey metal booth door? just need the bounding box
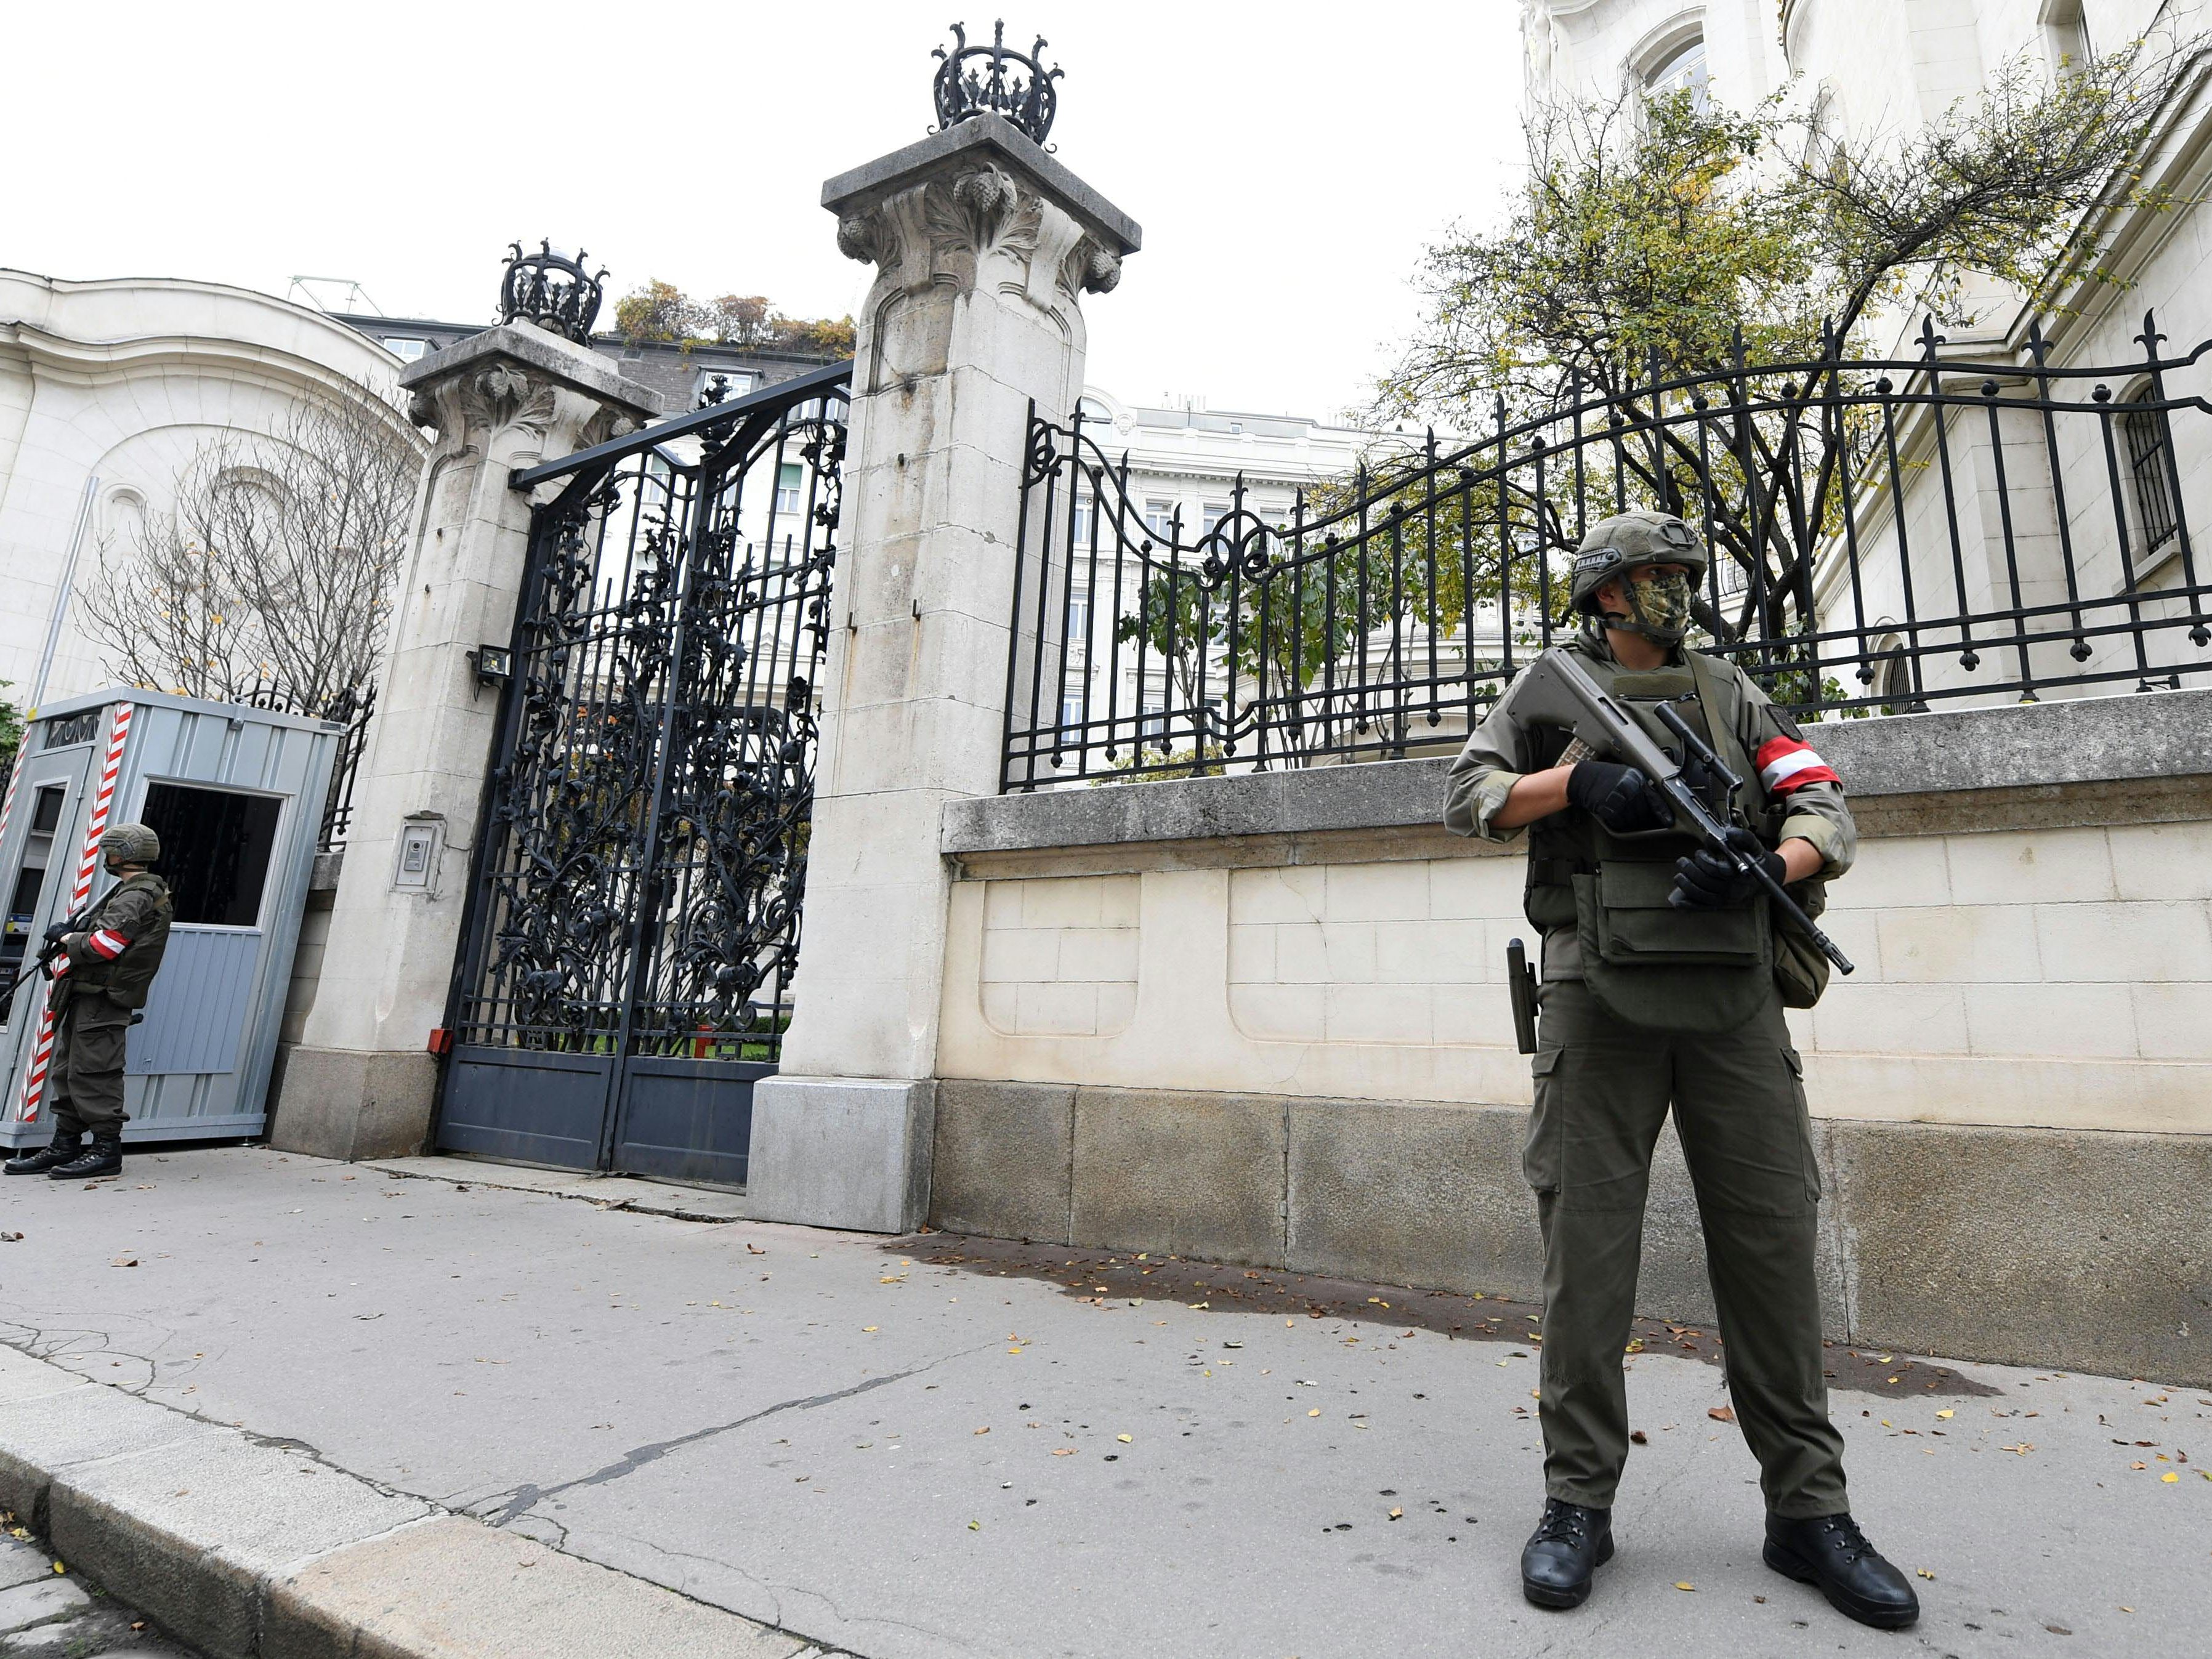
[438,366,849,1184]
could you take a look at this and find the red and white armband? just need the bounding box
[1756,735,1841,796]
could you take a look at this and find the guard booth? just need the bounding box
[0,690,337,1147]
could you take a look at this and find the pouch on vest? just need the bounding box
[1571,862,1773,1033]
[1770,877,1833,1009]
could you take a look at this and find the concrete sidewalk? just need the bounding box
[0,1147,2206,1659]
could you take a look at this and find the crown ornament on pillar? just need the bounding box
[932,20,1062,147]
[497,240,608,344]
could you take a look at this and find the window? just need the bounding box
[1644,34,1709,111]
[2125,398,2179,557]
[7,785,65,924]
[775,462,805,516]
[1067,586,1090,639]
[1201,504,1232,539]
[2041,0,2094,71]
[1059,694,1086,737]
[1145,499,1177,542]
[1070,493,1095,546]
[382,336,430,363]
[696,368,757,406]
[136,783,281,927]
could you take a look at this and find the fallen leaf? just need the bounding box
[110,1256,139,1269]
[1708,1406,1735,1424]
[974,1426,990,1436]
[1674,1581,1695,1592]
[1051,1448,1075,1457]
[967,1520,980,1531]
[1916,1569,1936,1580]
[51,1562,65,1575]
[1308,1408,1322,1418]
[1116,1434,1132,1443]
[2131,1461,2147,1470]
[2162,1471,2179,1483]
[1936,1409,1954,1419]
[0,1232,22,1243]
[1388,1507,1403,1520]
[1630,1430,1649,1445]
[862,1326,879,1333]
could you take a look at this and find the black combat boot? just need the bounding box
[1520,1498,1614,1609]
[4,1131,83,1175]
[47,1133,122,1181]
[1764,1512,1919,1628]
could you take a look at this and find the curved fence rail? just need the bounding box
[1003,316,2212,789]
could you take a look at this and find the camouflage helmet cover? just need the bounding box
[1568,511,1709,613]
[100,823,159,865]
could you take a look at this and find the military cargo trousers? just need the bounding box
[1527,979,1847,1519]
[47,996,131,1136]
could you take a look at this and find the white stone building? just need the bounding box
[1522,1,2212,704]
[1054,385,1380,746]
[0,271,416,711]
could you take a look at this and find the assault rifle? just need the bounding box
[0,908,88,1023]
[1509,648,1856,977]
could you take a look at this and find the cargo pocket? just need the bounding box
[74,1019,129,1081]
[1783,1046,1822,1202]
[1525,1047,1564,1196]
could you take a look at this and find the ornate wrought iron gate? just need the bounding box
[437,364,850,1182]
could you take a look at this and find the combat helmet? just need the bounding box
[99,823,159,866]
[1568,511,1709,615]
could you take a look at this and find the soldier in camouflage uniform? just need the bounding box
[4,823,172,1183]
[1443,512,1917,1629]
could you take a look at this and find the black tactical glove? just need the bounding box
[1671,826,1786,909]
[41,922,68,947]
[1565,760,1673,834]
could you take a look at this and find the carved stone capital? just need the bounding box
[406,357,638,468]
[838,159,1126,323]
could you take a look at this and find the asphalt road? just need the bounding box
[0,1146,2204,1659]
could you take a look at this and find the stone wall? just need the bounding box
[932,691,2212,1384]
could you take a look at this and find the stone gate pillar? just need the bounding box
[748,112,1140,1229]
[271,325,655,1160]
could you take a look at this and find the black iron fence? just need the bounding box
[449,362,850,1075]
[1003,315,2212,789]
[234,674,376,852]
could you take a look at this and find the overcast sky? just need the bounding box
[4,1,1525,421]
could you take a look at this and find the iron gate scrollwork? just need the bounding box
[438,363,851,1182]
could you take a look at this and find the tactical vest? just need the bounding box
[1524,644,1793,1033]
[68,872,173,1012]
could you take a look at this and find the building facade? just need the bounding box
[1521,0,2212,706]
[0,272,420,711]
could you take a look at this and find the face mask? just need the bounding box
[1615,570,1695,646]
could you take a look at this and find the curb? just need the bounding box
[0,1344,856,1658]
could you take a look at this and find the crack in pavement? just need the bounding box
[480,1349,983,1529]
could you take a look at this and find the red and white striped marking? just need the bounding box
[20,701,132,1124]
[1756,735,1841,796]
